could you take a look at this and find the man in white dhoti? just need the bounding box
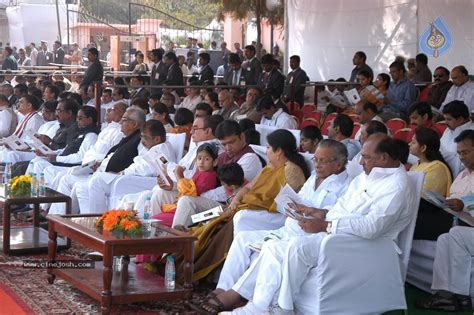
[416,130,474,311]
[189,139,351,314]
[201,134,415,314]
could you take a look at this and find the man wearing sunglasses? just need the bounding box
[427,66,453,109]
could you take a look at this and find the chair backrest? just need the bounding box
[166,133,186,161]
[255,124,301,147]
[301,104,316,114]
[398,171,425,281]
[386,118,406,134]
[393,128,413,142]
[304,111,323,124]
[300,118,319,129]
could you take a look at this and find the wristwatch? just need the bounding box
[326,221,332,234]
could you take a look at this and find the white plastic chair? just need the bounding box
[106,133,187,209]
[166,132,186,161]
[292,171,424,314]
[255,124,301,147]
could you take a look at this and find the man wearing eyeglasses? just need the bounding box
[441,65,474,112]
[427,66,453,109]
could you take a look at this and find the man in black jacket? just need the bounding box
[164,51,184,96]
[223,53,248,86]
[198,52,214,83]
[149,48,168,97]
[2,47,18,70]
[79,48,103,91]
[53,41,65,64]
[242,45,262,86]
[283,55,309,107]
[258,54,285,100]
[50,107,145,214]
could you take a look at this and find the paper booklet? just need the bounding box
[3,135,30,151]
[23,130,55,155]
[191,205,223,224]
[343,88,361,106]
[274,184,314,221]
[422,190,474,227]
[70,160,97,176]
[143,153,171,187]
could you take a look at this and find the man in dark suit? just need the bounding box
[223,53,248,86]
[129,74,150,104]
[53,40,65,64]
[149,48,168,97]
[164,51,184,96]
[258,54,285,100]
[36,41,54,67]
[2,47,18,70]
[283,55,309,107]
[198,52,214,83]
[242,45,262,86]
[79,48,103,91]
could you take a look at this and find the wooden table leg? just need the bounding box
[47,222,57,284]
[101,248,113,314]
[33,203,40,227]
[183,241,194,299]
[3,202,10,254]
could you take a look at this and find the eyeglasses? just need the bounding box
[311,157,338,164]
[121,117,132,122]
[433,74,443,78]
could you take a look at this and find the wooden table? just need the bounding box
[0,185,71,255]
[46,214,197,314]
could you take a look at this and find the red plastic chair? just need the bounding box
[320,113,337,136]
[304,111,323,124]
[300,118,320,129]
[349,114,359,123]
[301,104,316,114]
[418,86,431,102]
[292,110,304,125]
[393,128,413,142]
[351,123,361,139]
[386,118,407,134]
[433,121,448,135]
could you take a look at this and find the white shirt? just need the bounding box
[16,112,44,140]
[440,121,474,154]
[82,121,124,164]
[340,138,361,161]
[175,95,203,113]
[326,165,414,241]
[441,80,474,112]
[36,120,60,139]
[122,141,176,177]
[347,152,363,178]
[0,105,16,137]
[260,108,298,129]
[354,115,384,141]
[283,170,352,236]
[56,132,98,164]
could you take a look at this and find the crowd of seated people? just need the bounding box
[1,44,473,313]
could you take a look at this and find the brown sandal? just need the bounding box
[187,296,225,315]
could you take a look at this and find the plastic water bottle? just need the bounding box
[30,173,38,196]
[143,196,152,232]
[38,173,46,196]
[165,256,175,290]
[4,162,12,185]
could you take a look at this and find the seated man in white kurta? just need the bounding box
[76,120,176,214]
[41,102,125,190]
[204,134,415,314]
[49,107,146,214]
[26,106,100,178]
[416,130,474,312]
[191,139,351,314]
[117,115,223,213]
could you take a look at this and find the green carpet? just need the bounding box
[385,286,472,315]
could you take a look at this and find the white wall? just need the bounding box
[287,0,474,81]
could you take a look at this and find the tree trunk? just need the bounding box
[255,0,262,58]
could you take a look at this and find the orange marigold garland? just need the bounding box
[96,209,143,233]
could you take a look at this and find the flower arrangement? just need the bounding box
[96,209,143,234]
[9,175,32,196]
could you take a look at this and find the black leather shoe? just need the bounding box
[456,295,473,311]
[415,294,459,311]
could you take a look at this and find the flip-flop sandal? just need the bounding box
[187,296,226,315]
